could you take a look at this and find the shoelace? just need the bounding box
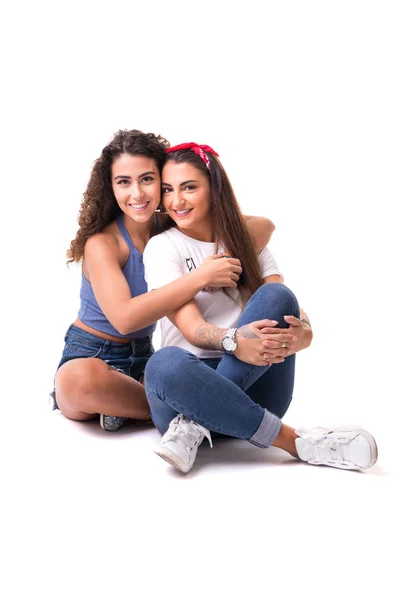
[301,431,347,464]
[168,416,212,450]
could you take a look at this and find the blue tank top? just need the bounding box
[77,214,156,339]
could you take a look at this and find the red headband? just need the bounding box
[165,142,219,169]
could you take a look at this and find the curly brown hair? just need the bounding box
[67,129,170,263]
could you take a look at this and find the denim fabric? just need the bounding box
[50,325,154,410]
[145,283,300,448]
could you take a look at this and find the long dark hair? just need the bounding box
[67,129,170,263]
[164,149,264,296]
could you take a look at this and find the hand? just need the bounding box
[198,254,242,289]
[234,319,298,366]
[259,315,313,364]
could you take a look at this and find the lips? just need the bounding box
[173,208,193,217]
[129,202,150,211]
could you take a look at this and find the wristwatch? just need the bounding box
[221,328,238,353]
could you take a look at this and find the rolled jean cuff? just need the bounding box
[249,409,282,448]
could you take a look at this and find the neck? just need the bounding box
[122,214,155,244]
[177,219,214,243]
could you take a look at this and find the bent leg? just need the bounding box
[145,284,301,454]
[145,347,281,447]
[55,358,150,421]
[216,283,299,450]
[217,282,300,391]
[245,355,296,418]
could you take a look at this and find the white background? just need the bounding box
[1,1,399,599]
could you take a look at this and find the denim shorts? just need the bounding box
[50,324,154,410]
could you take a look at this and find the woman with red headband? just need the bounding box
[143,142,378,473]
[51,130,275,431]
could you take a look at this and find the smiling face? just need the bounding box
[111,153,161,223]
[161,161,213,241]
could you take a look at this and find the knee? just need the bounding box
[145,347,190,388]
[55,358,105,407]
[256,283,299,315]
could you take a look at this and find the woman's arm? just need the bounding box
[166,276,284,348]
[84,234,241,335]
[167,301,225,350]
[166,296,295,366]
[243,216,275,252]
[171,271,312,363]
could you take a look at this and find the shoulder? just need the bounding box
[145,228,180,253]
[85,230,118,256]
[144,229,183,266]
[257,245,279,266]
[84,222,125,266]
[257,245,274,260]
[258,245,281,276]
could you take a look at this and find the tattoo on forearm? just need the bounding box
[236,325,260,340]
[194,325,227,350]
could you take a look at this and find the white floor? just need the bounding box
[3,376,397,600]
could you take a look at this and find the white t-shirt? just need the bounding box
[143,227,281,359]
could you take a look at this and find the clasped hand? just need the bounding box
[234,316,312,366]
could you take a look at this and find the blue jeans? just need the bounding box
[50,325,154,410]
[145,283,300,448]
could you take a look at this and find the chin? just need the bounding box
[132,213,155,223]
[126,207,156,222]
[169,214,194,226]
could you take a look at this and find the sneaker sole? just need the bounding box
[306,429,378,470]
[330,429,378,470]
[154,447,191,473]
[356,429,378,469]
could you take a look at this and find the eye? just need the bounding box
[162,186,172,194]
[117,178,130,185]
[141,176,155,184]
[183,184,196,191]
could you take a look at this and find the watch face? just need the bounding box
[223,337,236,352]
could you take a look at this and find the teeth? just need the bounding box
[175,209,191,215]
[130,202,148,209]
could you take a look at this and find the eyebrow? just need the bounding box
[113,171,156,181]
[162,179,199,187]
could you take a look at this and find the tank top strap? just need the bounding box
[117,214,137,254]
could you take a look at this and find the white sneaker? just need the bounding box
[154,414,213,473]
[295,427,378,470]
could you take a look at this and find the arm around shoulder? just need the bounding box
[85,234,219,336]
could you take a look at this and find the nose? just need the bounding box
[171,190,186,207]
[131,181,144,200]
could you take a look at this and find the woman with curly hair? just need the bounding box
[51,129,275,431]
